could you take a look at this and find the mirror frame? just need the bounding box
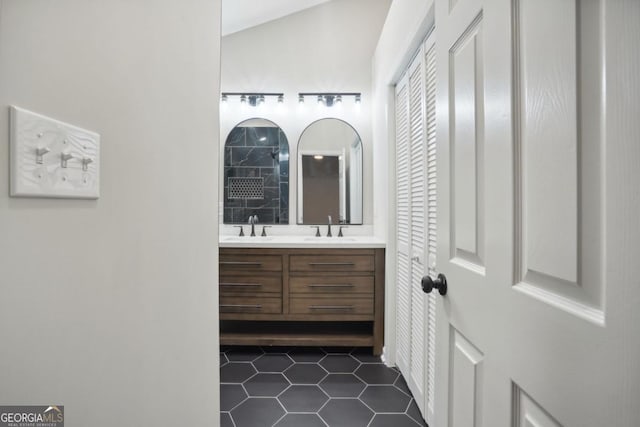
[223,117,290,225]
[296,117,363,225]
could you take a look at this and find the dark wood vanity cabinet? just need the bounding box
[219,247,385,355]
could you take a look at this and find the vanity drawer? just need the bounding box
[289,297,373,315]
[220,276,282,295]
[289,255,374,272]
[220,296,281,314]
[290,276,374,295]
[220,254,282,273]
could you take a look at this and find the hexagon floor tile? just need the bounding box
[319,398,374,427]
[274,413,326,427]
[226,346,264,362]
[319,373,367,397]
[319,354,360,373]
[370,413,423,427]
[230,398,285,427]
[220,362,256,383]
[278,385,329,412]
[288,347,326,363]
[253,354,294,373]
[283,363,328,384]
[355,363,400,384]
[220,384,247,411]
[221,346,428,427]
[243,373,290,397]
[360,385,412,412]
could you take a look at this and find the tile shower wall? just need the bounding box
[224,127,289,224]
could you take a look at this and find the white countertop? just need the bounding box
[219,235,386,248]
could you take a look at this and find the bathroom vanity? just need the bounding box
[218,237,385,355]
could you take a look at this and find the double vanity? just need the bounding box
[218,236,385,355]
[221,116,384,354]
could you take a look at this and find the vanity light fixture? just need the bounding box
[221,92,284,107]
[298,92,362,107]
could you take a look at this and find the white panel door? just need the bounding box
[433,0,640,426]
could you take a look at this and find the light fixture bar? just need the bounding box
[221,92,285,97]
[221,92,285,106]
[298,92,362,106]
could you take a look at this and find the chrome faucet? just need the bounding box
[327,215,333,237]
[248,215,258,237]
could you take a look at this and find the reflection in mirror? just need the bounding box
[297,118,363,225]
[224,118,289,224]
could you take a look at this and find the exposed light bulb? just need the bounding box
[325,95,335,107]
[317,95,323,104]
[278,94,284,103]
[221,94,228,103]
[336,95,342,104]
[258,95,265,105]
[355,94,362,104]
[314,155,324,160]
[240,94,247,104]
[298,94,304,104]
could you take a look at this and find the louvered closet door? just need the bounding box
[408,44,427,413]
[395,33,437,423]
[395,74,411,377]
[423,36,437,424]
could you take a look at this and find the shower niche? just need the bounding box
[223,118,290,224]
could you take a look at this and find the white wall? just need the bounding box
[220,0,391,229]
[0,1,221,425]
[371,0,435,364]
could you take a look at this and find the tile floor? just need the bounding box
[220,346,428,427]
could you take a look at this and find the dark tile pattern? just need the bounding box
[360,385,412,412]
[278,385,328,412]
[319,373,366,397]
[223,124,290,224]
[220,384,247,411]
[283,363,328,385]
[319,399,373,427]
[220,346,428,427]
[320,354,360,373]
[220,362,256,383]
[244,373,290,397]
[253,354,294,372]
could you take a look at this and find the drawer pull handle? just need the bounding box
[220,304,262,309]
[308,262,355,267]
[221,262,263,267]
[308,284,354,288]
[309,305,354,310]
[220,283,263,288]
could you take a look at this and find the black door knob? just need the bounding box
[422,273,448,296]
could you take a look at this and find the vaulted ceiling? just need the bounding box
[222,0,332,36]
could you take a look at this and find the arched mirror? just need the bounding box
[223,118,289,224]
[297,118,363,225]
